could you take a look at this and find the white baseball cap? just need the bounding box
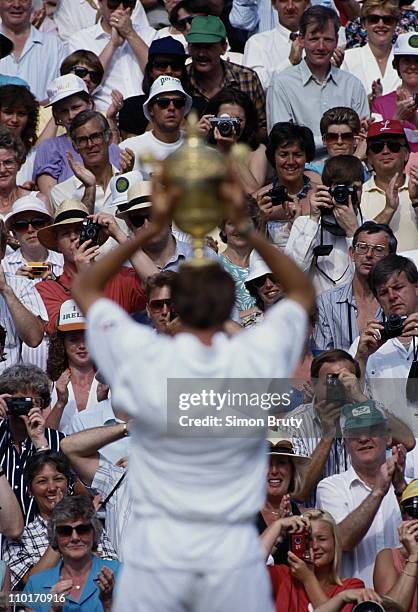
[46,74,90,107]
[109,171,143,207]
[4,195,52,231]
[393,33,418,56]
[57,299,86,332]
[143,76,192,121]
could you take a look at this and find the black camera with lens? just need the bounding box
[6,397,33,416]
[269,184,288,205]
[329,184,358,207]
[352,603,384,612]
[326,373,346,403]
[380,314,407,342]
[209,116,241,138]
[79,219,100,247]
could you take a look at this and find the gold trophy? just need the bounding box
[164,113,228,265]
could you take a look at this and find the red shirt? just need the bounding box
[36,263,146,335]
[268,565,364,612]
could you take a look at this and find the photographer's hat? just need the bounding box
[57,299,86,332]
[340,401,387,436]
[116,181,152,219]
[143,76,192,121]
[37,200,89,251]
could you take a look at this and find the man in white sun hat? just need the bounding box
[121,75,192,178]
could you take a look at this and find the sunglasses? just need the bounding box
[56,523,93,537]
[368,140,405,154]
[366,14,397,25]
[325,132,355,144]
[176,15,195,29]
[128,213,151,228]
[148,298,172,311]
[107,0,136,8]
[153,97,186,110]
[14,217,49,231]
[72,66,102,85]
[152,59,185,71]
[252,274,275,289]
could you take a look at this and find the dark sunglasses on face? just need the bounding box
[153,97,186,110]
[128,213,151,228]
[176,15,195,29]
[366,14,397,25]
[148,298,172,311]
[368,140,405,154]
[107,0,136,9]
[72,66,102,85]
[152,59,185,71]
[252,274,274,289]
[14,217,49,231]
[56,523,93,537]
[325,132,355,144]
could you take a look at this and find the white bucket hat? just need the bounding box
[57,299,86,332]
[245,250,272,287]
[109,171,144,208]
[46,74,90,107]
[143,76,192,121]
[393,33,418,56]
[4,195,52,231]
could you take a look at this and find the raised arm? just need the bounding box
[0,470,24,539]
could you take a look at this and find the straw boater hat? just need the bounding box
[266,435,310,464]
[57,299,86,332]
[115,181,152,220]
[37,200,90,251]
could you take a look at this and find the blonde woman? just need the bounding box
[342,0,401,99]
[262,511,364,611]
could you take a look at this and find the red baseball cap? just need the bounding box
[367,120,406,140]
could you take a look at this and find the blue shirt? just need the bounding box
[23,556,120,612]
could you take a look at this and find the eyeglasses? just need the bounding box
[366,14,397,26]
[73,130,108,149]
[107,0,136,8]
[325,132,355,144]
[251,274,274,289]
[148,298,172,311]
[176,15,195,30]
[368,140,405,154]
[0,158,17,171]
[153,97,186,110]
[152,59,185,71]
[56,523,93,538]
[13,217,49,231]
[72,66,102,85]
[354,242,388,256]
[128,213,151,228]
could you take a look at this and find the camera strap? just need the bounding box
[102,471,127,506]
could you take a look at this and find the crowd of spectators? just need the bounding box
[0,0,417,610]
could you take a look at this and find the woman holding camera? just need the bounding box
[373,480,418,612]
[263,510,364,611]
[198,89,267,193]
[256,122,321,249]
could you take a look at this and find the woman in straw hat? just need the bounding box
[373,479,418,612]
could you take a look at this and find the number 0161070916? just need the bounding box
[0,592,66,606]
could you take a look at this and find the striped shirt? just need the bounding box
[0,422,64,523]
[3,250,64,371]
[0,272,48,372]
[2,513,118,588]
[314,281,382,352]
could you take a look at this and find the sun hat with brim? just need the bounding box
[116,181,152,219]
[0,34,13,60]
[148,36,187,58]
[266,437,310,464]
[4,195,52,231]
[245,250,272,287]
[37,200,89,251]
[143,75,192,121]
[186,15,226,44]
[57,299,86,332]
[393,33,418,56]
[45,74,90,108]
[109,171,144,208]
[340,401,387,435]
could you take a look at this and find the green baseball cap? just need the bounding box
[186,16,227,44]
[340,401,387,436]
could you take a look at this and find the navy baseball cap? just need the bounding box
[148,36,187,58]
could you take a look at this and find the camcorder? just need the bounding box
[79,219,100,247]
[268,184,288,205]
[326,373,346,403]
[380,314,407,342]
[209,116,241,138]
[6,397,33,416]
[290,529,312,562]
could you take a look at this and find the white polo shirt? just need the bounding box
[243,22,293,90]
[317,465,401,587]
[86,296,308,570]
[68,20,156,110]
